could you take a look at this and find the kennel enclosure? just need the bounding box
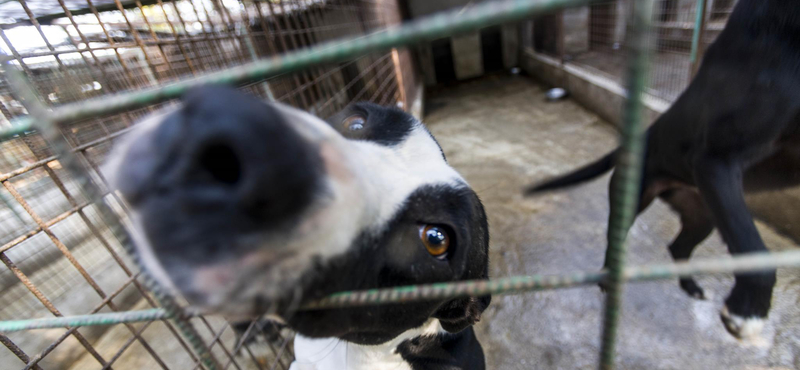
[0,1,798,370]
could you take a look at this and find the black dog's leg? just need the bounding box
[599,172,658,291]
[693,157,776,339]
[660,188,714,299]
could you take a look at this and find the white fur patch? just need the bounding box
[105,102,467,314]
[289,319,444,370]
[720,306,766,342]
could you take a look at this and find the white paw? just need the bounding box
[720,306,765,341]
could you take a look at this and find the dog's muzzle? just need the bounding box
[108,87,366,316]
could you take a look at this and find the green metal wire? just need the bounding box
[0,1,793,369]
[0,117,33,139]
[599,1,654,369]
[3,249,800,334]
[690,0,708,64]
[0,0,601,140]
[0,309,170,333]
[0,1,616,367]
[0,60,220,370]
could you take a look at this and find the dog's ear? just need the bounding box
[433,295,491,333]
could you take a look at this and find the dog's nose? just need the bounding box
[116,87,325,239]
[178,88,324,226]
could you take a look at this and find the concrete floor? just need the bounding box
[424,74,800,370]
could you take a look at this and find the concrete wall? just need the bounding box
[520,49,665,127]
[451,33,484,80]
[407,0,518,85]
[563,7,590,55]
[520,48,800,242]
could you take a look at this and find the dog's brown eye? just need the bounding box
[343,115,365,131]
[420,225,450,258]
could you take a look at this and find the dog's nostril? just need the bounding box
[198,143,241,185]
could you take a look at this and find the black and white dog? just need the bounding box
[526,0,800,340]
[105,87,491,369]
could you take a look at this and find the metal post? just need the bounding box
[598,0,653,369]
[689,0,708,78]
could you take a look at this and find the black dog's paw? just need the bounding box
[679,278,706,300]
[720,306,764,340]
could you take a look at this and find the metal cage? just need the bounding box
[0,1,798,370]
[0,1,412,369]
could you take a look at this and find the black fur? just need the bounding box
[326,102,417,146]
[120,87,325,273]
[286,185,490,346]
[396,330,486,370]
[118,90,491,367]
[525,0,800,337]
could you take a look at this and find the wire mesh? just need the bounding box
[1,0,798,370]
[549,0,737,102]
[0,0,410,369]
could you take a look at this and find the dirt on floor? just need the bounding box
[424,74,800,370]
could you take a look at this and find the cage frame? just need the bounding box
[0,1,798,370]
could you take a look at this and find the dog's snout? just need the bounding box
[116,87,327,261]
[175,87,326,227]
[196,142,242,186]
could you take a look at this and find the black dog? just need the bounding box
[526,0,800,340]
[105,87,490,369]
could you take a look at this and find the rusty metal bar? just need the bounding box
[301,0,344,112]
[317,53,391,111]
[271,0,311,109]
[286,0,329,107]
[268,332,293,370]
[85,0,138,88]
[169,0,210,71]
[196,317,243,370]
[185,0,229,69]
[191,322,236,370]
[348,58,395,103]
[2,48,220,370]
[112,0,161,84]
[0,333,43,370]
[221,320,259,370]
[43,165,172,368]
[0,253,110,367]
[390,48,406,108]
[23,273,140,369]
[274,59,356,102]
[155,0,198,76]
[2,178,171,369]
[101,320,157,370]
[134,0,178,78]
[0,125,132,182]
[0,197,94,254]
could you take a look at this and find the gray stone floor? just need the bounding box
[424,74,800,370]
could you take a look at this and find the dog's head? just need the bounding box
[106,86,489,344]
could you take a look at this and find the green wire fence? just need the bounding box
[3,250,800,334]
[0,0,796,370]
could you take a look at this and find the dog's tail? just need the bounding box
[524,150,617,195]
